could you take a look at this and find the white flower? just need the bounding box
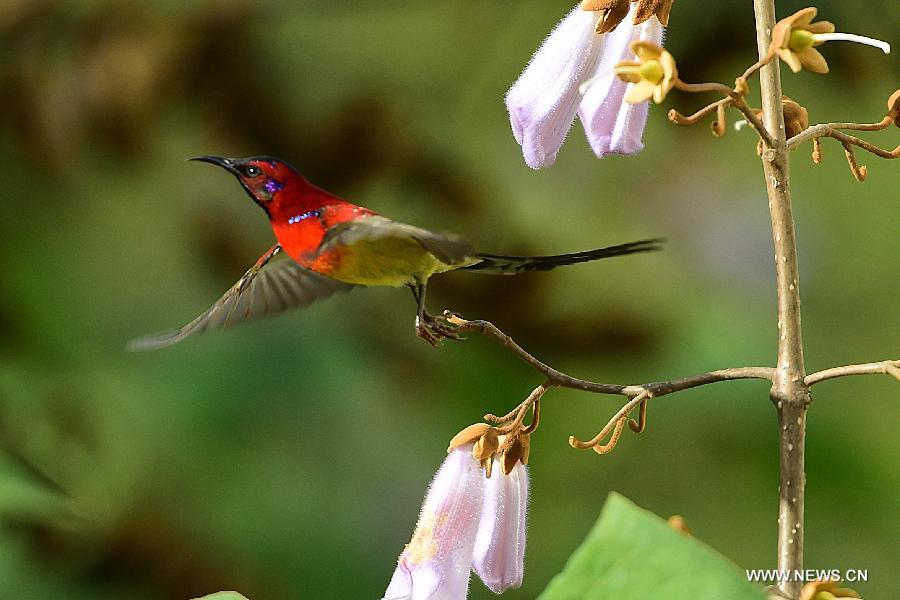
[472,458,529,594]
[506,3,666,168]
[384,446,530,599]
[384,447,485,599]
[506,6,604,169]
[578,8,664,156]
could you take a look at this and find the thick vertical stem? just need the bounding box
[751,1,812,597]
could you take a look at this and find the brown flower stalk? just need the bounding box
[786,89,900,180]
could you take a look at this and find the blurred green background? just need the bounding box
[0,1,897,598]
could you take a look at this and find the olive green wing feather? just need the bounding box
[318,215,475,265]
[127,244,354,351]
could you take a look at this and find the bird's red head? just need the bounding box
[190,155,340,219]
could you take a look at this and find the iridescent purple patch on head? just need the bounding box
[264,179,284,194]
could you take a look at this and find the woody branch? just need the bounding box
[444,310,896,467]
[446,313,774,453]
[753,1,809,597]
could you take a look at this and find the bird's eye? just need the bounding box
[243,165,262,177]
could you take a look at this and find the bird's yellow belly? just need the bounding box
[324,237,466,287]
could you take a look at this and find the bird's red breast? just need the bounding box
[271,198,376,276]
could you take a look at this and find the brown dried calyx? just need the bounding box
[782,97,810,138]
[752,97,809,139]
[582,0,631,34]
[581,0,673,34]
[888,89,900,128]
[448,423,530,477]
[634,0,673,27]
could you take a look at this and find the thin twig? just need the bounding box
[450,312,775,457]
[522,398,541,434]
[485,383,548,426]
[806,360,900,386]
[484,406,522,424]
[447,314,775,399]
[712,101,728,137]
[494,384,548,435]
[732,96,775,147]
[569,391,649,452]
[834,131,899,159]
[841,142,868,181]
[669,99,728,126]
[447,315,629,395]
[589,418,626,454]
[788,122,899,180]
[788,125,900,159]
[828,115,894,131]
[788,116,894,147]
[638,368,777,395]
[670,80,775,147]
[739,49,775,83]
[674,79,735,96]
[629,398,649,433]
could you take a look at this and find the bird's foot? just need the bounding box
[416,312,462,347]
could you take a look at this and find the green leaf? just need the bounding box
[538,492,766,600]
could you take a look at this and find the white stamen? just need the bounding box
[814,32,891,54]
[734,119,749,131]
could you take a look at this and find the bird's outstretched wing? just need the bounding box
[127,244,355,351]
[318,215,475,265]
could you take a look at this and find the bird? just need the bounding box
[128,155,662,350]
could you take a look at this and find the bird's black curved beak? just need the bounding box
[189,155,239,174]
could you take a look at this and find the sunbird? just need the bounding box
[129,156,662,350]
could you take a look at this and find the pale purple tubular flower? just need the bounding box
[506,3,667,167]
[472,458,529,594]
[384,439,533,599]
[506,6,604,169]
[384,446,485,600]
[578,6,665,157]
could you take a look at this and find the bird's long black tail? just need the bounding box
[463,238,663,275]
